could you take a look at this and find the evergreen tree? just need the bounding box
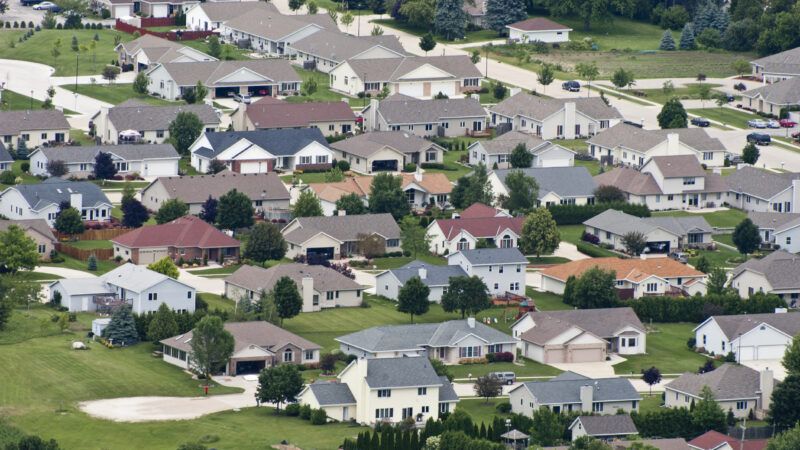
[15,138,28,160]
[102,304,139,346]
[657,98,688,129]
[93,152,118,180]
[509,143,533,168]
[484,0,527,34]
[133,71,148,95]
[434,0,467,40]
[397,276,430,322]
[147,303,178,343]
[660,29,676,50]
[199,196,218,223]
[87,254,97,271]
[732,218,761,256]
[501,170,539,215]
[742,142,760,164]
[244,222,287,263]
[419,32,436,55]
[217,189,254,230]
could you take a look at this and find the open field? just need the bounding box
[614,322,715,375]
[630,83,724,105]
[62,83,179,106]
[373,19,499,44]
[0,89,77,113]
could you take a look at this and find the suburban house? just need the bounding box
[595,155,729,210]
[569,415,638,442]
[30,144,181,179]
[189,128,332,174]
[587,123,727,168]
[730,250,800,303]
[512,308,646,364]
[506,17,572,43]
[95,0,135,19]
[231,97,355,136]
[219,8,336,57]
[540,257,707,298]
[304,176,373,217]
[185,1,279,32]
[137,0,199,19]
[693,311,800,362]
[282,213,401,260]
[0,142,13,172]
[0,179,112,225]
[665,364,774,418]
[146,59,301,101]
[725,166,800,213]
[0,219,57,260]
[224,263,363,312]
[362,95,487,138]
[741,77,800,115]
[49,263,196,314]
[0,110,70,149]
[748,211,800,253]
[92,100,220,144]
[289,31,407,74]
[336,318,517,363]
[750,46,800,83]
[468,130,576,168]
[329,55,483,99]
[141,171,290,217]
[463,0,487,28]
[329,131,445,174]
[583,209,714,253]
[489,167,597,207]
[112,215,241,264]
[508,371,641,417]
[426,209,525,255]
[689,430,769,450]
[459,202,511,219]
[161,321,320,375]
[447,248,528,297]
[375,260,468,302]
[297,357,459,424]
[489,93,623,140]
[115,34,216,71]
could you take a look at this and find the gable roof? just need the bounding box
[702,310,800,340]
[521,307,645,341]
[345,55,482,83]
[8,179,111,210]
[222,8,335,40]
[594,166,663,196]
[725,166,800,200]
[748,211,800,232]
[148,171,289,204]
[290,31,407,62]
[490,92,622,122]
[541,257,705,283]
[507,17,571,31]
[224,263,361,295]
[283,213,400,244]
[161,320,320,354]
[112,215,241,249]
[450,247,528,265]
[474,130,551,155]
[742,76,800,105]
[688,430,768,450]
[459,202,507,218]
[364,356,445,388]
[383,260,468,287]
[36,144,179,164]
[245,100,355,129]
[433,215,525,240]
[103,263,193,292]
[0,218,56,242]
[519,319,602,346]
[492,167,597,199]
[751,46,800,76]
[117,34,216,64]
[330,131,442,158]
[0,142,12,163]
[105,102,219,131]
[571,415,638,436]
[665,363,761,400]
[649,155,707,178]
[515,374,640,404]
[190,1,279,23]
[375,95,486,124]
[584,209,712,237]
[0,110,70,135]
[153,59,300,87]
[307,173,452,202]
[587,123,724,154]
[731,249,800,290]
[195,128,328,159]
[305,381,357,406]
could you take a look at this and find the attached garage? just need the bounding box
[399,82,424,98]
[739,346,755,361]
[645,241,670,254]
[235,359,266,375]
[430,81,456,98]
[142,159,179,177]
[756,345,785,360]
[307,247,334,263]
[239,161,269,174]
[247,85,273,97]
[137,248,169,264]
[569,347,605,363]
[371,159,398,172]
[215,86,239,99]
[544,348,565,364]
[113,5,132,18]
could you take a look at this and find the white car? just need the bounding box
[747,119,768,129]
[33,1,59,10]
[767,119,781,129]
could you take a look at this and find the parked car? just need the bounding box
[691,117,711,127]
[232,93,251,104]
[747,132,771,145]
[488,372,516,385]
[33,1,59,10]
[20,0,43,5]
[767,119,781,129]
[561,81,580,92]
[733,82,747,91]
[747,119,768,128]
[669,252,688,264]
[725,93,735,102]
[780,119,797,128]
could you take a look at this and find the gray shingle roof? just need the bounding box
[742,77,800,106]
[224,263,361,296]
[523,307,645,340]
[306,381,356,405]
[453,247,528,265]
[36,144,179,164]
[154,59,300,87]
[725,166,800,200]
[518,376,641,404]
[650,155,707,178]
[587,123,724,153]
[147,171,289,205]
[103,263,193,292]
[472,130,555,156]
[384,261,467,287]
[751,46,800,76]
[438,376,459,402]
[223,8,335,40]
[0,218,56,242]
[283,213,400,244]
[9,179,111,210]
[665,363,761,400]
[198,128,328,159]
[190,1,278,22]
[330,131,442,158]
[732,249,800,290]
[748,211,800,232]
[375,95,486,124]
[583,209,711,237]
[161,320,320,354]
[493,167,597,200]
[490,92,622,121]
[704,310,800,340]
[106,103,219,131]
[0,142,12,163]
[290,31,407,62]
[0,110,70,135]
[573,415,638,436]
[365,356,445,388]
[346,55,482,83]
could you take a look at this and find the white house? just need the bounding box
[92,100,220,145]
[446,248,527,297]
[185,1,277,32]
[506,17,572,43]
[748,211,800,253]
[49,263,196,314]
[468,130,575,168]
[0,179,112,225]
[583,209,714,253]
[375,261,467,302]
[362,95,488,138]
[730,250,800,304]
[426,212,525,255]
[693,311,800,361]
[725,166,800,213]
[665,364,774,418]
[0,110,70,149]
[219,8,336,57]
[488,167,596,207]
[329,131,445,175]
[0,143,13,172]
[30,144,180,179]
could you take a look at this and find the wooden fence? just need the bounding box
[115,20,216,41]
[56,243,114,262]
[55,227,130,242]
[139,17,176,27]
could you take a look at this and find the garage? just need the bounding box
[239,161,269,174]
[215,86,240,99]
[399,82,424,98]
[143,160,179,177]
[645,241,670,254]
[235,359,266,375]
[756,345,786,359]
[247,85,273,97]
[137,248,168,264]
[431,82,456,98]
[371,159,399,172]
[739,346,755,361]
[114,5,131,18]
[569,347,605,363]
[545,348,565,364]
[306,247,334,263]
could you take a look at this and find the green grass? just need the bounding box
[367,254,447,270]
[687,107,757,129]
[372,19,500,44]
[280,170,339,184]
[574,159,602,175]
[62,83,180,106]
[632,83,724,105]
[0,30,131,76]
[42,253,119,275]
[714,234,734,247]
[614,323,716,375]
[16,271,63,281]
[191,264,243,276]
[638,394,663,414]
[651,208,747,229]
[558,224,619,257]
[179,157,200,175]
[197,293,236,313]
[65,240,112,250]
[181,39,251,60]
[526,288,571,311]
[456,398,510,426]
[449,359,562,379]
[527,256,570,264]
[689,245,740,268]
[69,129,95,146]
[424,146,473,181]
[286,67,358,105]
[0,89,79,113]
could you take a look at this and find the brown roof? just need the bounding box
[225,263,361,295]
[222,8,335,40]
[112,215,241,249]
[155,59,300,87]
[330,131,443,158]
[401,172,452,195]
[0,219,56,242]
[146,171,290,205]
[491,92,622,122]
[245,100,355,129]
[0,110,70,135]
[594,167,663,196]
[650,155,706,178]
[519,307,645,345]
[283,213,400,244]
[459,203,505,218]
[688,430,767,450]
[541,257,704,283]
[507,17,571,32]
[345,55,482,83]
[161,320,320,354]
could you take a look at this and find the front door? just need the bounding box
[342,406,349,421]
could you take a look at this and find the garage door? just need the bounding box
[235,360,265,375]
[399,83,424,98]
[372,159,398,172]
[757,345,786,359]
[143,160,177,177]
[138,248,168,264]
[545,348,565,364]
[569,348,604,363]
[431,82,455,98]
[541,159,571,168]
[739,346,755,361]
[307,247,334,263]
[114,5,129,17]
[240,161,267,174]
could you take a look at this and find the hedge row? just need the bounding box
[627,292,786,323]
[547,202,651,225]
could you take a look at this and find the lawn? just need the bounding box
[631,83,724,105]
[286,67,358,106]
[526,288,571,311]
[42,253,119,275]
[456,398,510,427]
[687,107,758,129]
[0,29,131,76]
[638,394,663,414]
[427,148,472,181]
[62,83,180,106]
[197,292,236,313]
[0,89,79,113]
[574,159,602,175]
[652,208,747,229]
[714,234,734,247]
[689,245,740,269]
[66,240,112,250]
[69,129,95,146]
[558,224,619,257]
[280,170,340,184]
[181,39,251,60]
[372,19,501,44]
[179,157,200,175]
[613,323,715,375]
[191,264,243,276]
[367,254,447,270]
[449,358,562,379]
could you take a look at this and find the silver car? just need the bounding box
[747,119,767,128]
[488,371,516,385]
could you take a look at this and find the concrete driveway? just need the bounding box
[178,269,225,295]
[741,359,786,381]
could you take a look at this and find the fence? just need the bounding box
[139,17,175,27]
[56,243,115,262]
[115,20,215,41]
[726,425,778,440]
[55,227,130,241]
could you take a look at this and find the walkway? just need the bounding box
[33,265,97,279]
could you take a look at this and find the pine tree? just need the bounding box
[712,8,729,32]
[87,254,97,271]
[679,23,696,50]
[660,30,676,50]
[484,0,527,34]
[102,305,139,346]
[434,0,467,40]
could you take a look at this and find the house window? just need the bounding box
[494,283,498,290]
[683,177,696,185]
[187,291,192,299]
[459,346,481,358]
[646,283,658,292]
[305,350,314,360]
[499,266,504,273]
[426,150,437,162]
[736,401,747,410]
[313,295,319,306]
[627,338,636,347]
[488,344,501,353]
[425,124,433,131]
[557,125,563,136]
[148,293,158,301]
[378,389,391,398]
[283,349,293,362]
[329,124,335,131]
[327,291,334,300]
[402,407,413,419]
[457,238,469,251]
[439,403,450,413]
[391,125,401,131]
[299,156,312,165]
[703,152,713,160]
[418,387,427,395]
[316,155,329,164]
[387,239,399,247]
[156,130,165,138]
[38,244,46,254]
[375,408,393,419]
[722,341,726,351]
[422,406,430,413]
[406,190,416,204]
[592,402,604,412]
[787,237,792,245]
[500,235,513,248]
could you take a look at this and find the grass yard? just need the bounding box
[631,83,724,105]
[63,83,180,106]
[197,293,236,313]
[574,159,602,175]
[280,170,340,184]
[191,264,243,276]
[652,208,746,229]
[456,398,510,426]
[714,234,734,247]
[558,224,585,245]
[638,394,663,414]
[367,254,447,270]
[0,29,131,76]
[180,39,252,61]
[0,89,72,112]
[613,322,715,375]
[372,19,500,44]
[526,288,571,311]
[689,245,740,269]
[449,358,562,379]
[42,253,119,275]
[687,107,757,129]
[66,240,112,250]
[286,67,358,106]
[69,129,95,146]
[179,157,200,176]
[430,149,472,181]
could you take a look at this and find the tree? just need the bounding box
[742,142,760,164]
[484,0,527,33]
[133,71,149,95]
[121,197,149,228]
[147,303,178,343]
[292,190,324,217]
[544,0,634,31]
[732,218,761,256]
[15,139,28,160]
[441,275,490,318]
[0,225,39,273]
[288,0,305,13]
[611,68,633,89]
[397,276,430,322]
[400,216,431,258]
[168,112,203,156]
[707,266,728,294]
[207,35,222,58]
[693,385,727,433]
[573,266,618,309]
[357,233,385,259]
[190,315,234,385]
[155,199,189,224]
[570,437,613,450]
[450,164,493,209]
[657,97,688,129]
[519,208,560,259]
[302,76,318,96]
[694,255,711,273]
[335,193,367,215]
[147,256,180,279]
[731,59,750,77]
[697,83,712,108]
[697,28,722,48]
[419,32,436,55]
[369,172,410,220]
[783,334,800,375]
[660,30,676,50]
[509,143,533,168]
[575,62,599,97]
[431,358,453,381]
[45,159,68,178]
[54,207,84,236]
[320,353,338,374]
[492,81,508,101]
[256,364,304,412]
[207,159,227,175]
[501,170,539,215]
[434,0,467,40]
[87,254,97,271]
[102,304,139,346]
[42,11,57,29]
[594,185,625,203]
[531,407,563,446]
[198,196,218,224]
[537,63,555,94]
[244,222,286,263]
[642,366,662,395]
[622,231,648,255]
[340,11,354,32]
[768,423,800,450]
[93,152,118,180]
[273,276,302,326]
[102,65,119,84]
[71,35,79,52]
[371,24,384,35]
[473,375,502,402]
[217,189,254,230]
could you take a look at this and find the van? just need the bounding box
[488,372,516,385]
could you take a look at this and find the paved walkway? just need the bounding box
[33,266,96,279]
[553,242,587,261]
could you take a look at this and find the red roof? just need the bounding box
[459,203,504,219]
[112,216,241,249]
[246,100,356,129]
[434,216,524,240]
[507,17,571,32]
[688,431,768,450]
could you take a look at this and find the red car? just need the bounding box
[780,119,797,128]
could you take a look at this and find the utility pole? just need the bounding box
[75,53,79,93]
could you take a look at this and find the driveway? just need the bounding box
[350,268,377,295]
[178,268,224,295]
[741,359,786,381]
[33,265,96,279]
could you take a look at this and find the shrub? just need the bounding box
[299,404,313,420]
[0,171,17,185]
[403,163,417,172]
[336,160,350,171]
[420,162,446,170]
[687,337,696,349]
[547,202,650,225]
[21,162,29,172]
[581,232,600,244]
[496,402,512,413]
[310,408,327,425]
[486,352,514,363]
[284,403,301,416]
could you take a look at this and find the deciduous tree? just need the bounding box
[207,159,227,174]
[501,170,539,215]
[474,375,502,402]
[531,407,563,446]
[46,160,68,177]
[594,185,625,203]
[217,188,254,230]
[622,231,648,255]
[544,0,634,30]
[519,208,560,258]
[168,112,203,156]
[642,366,662,395]
[121,197,149,228]
[657,98,688,129]
[244,222,287,262]
[742,142,760,164]
[693,385,727,433]
[273,276,302,325]
[199,196,218,223]
[419,32,436,55]
[573,266,618,309]
[292,190,323,217]
[537,63,555,94]
[335,193,367,215]
[575,62,599,97]
[190,315,234,385]
[397,275,430,322]
[54,207,84,236]
[451,163,493,209]
[782,335,800,375]
[441,275,490,318]
[400,216,431,258]
[0,225,38,273]
[509,143,533,168]
[155,199,189,224]
[133,71,148,95]
[369,172,410,220]
[732,218,761,256]
[93,152,118,180]
[256,364,305,411]
[147,256,180,279]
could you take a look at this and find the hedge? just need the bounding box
[576,242,617,258]
[547,202,651,225]
[485,352,514,363]
[627,292,786,323]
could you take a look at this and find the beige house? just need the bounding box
[92,100,220,145]
[288,30,407,74]
[231,97,355,137]
[0,219,57,261]
[730,250,800,303]
[750,46,800,83]
[115,34,216,72]
[741,77,800,115]
[362,95,487,138]
[282,213,401,260]
[329,131,445,174]
[0,110,70,149]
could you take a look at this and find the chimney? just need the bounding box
[358,356,369,379]
[564,102,576,139]
[301,276,314,311]
[418,266,427,280]
[467,317,476,328]
[70,193,83,211]
[760,368,774,411]
[666,133,679,155]
[336,209,346,217]
[580,385,594,412]
[367,98,379,131]
[414,166,422,183]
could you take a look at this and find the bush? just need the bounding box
[0,171,17,185]
[101,8,111,19]
[687,337,696,349]
[628,292,786,323]
[21,162,29,172]
[485,352,514,363]
[581,231,600,245]
[299,404,313,420]
[576,242,614,258]
[336,160,350,171]
[495,402,512,413]
[420,162,446,170]
[403,163,417,172]
[310,408,327,425]
[284,403,301,416]
[547,202,650,225]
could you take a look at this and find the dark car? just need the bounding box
[691,117,710,127]
[20,0,43,5]
[562,80,580,92]
[747,133,771,145]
